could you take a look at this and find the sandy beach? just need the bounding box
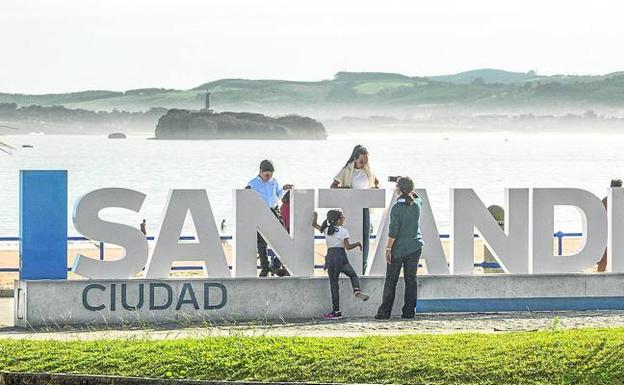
[0,238,588,289]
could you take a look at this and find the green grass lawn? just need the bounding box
[1,328,624,384]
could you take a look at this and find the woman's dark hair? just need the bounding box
[398,177,416,206]
[344,145,368,167]
[320,209,343,235]
[282,190,290,204]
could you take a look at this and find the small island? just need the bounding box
[154,93,327,140]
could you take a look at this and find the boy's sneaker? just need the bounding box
[354,290,370,302]
[322,311,343,320]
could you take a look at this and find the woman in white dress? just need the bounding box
[330,145,379,271]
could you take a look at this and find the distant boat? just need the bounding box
[107,133,127,139]
[21,144,33,148]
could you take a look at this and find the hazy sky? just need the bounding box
[0,0,622,93]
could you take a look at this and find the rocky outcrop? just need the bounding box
[155,109,327,140]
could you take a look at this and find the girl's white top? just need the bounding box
[324,226,350,248]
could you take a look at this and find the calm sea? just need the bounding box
[0,132,622,237]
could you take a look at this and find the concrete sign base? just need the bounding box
[14,274,624,328]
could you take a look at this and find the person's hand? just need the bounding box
[283,184,294,190]
[313,212,318,221]
[357,242,363,251]
[385,249,392,264]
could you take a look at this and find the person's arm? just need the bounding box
[272,180,284,200]
[386,206,400,264]
[245,176,256,190]
[598,195,608,271]
[343,237,362,251]
[597,252,607,272]
[365,165,378,188]
[385,237,396,264]
[312,212,322,231]
[332,167,348,188]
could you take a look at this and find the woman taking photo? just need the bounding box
[331,145,379,271]
[375,176,423,320]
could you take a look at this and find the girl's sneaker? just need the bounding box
[323,311,343,320]
[354,290,370,302]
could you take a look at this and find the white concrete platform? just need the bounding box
[13,274,624,328]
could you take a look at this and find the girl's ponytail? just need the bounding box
[326,222,338,236]
[320,219,329,234]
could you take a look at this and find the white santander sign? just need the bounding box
[69,187,623,279]
[16,170,624,326]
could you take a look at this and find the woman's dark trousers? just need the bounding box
[362,208,370,271]
[376,248,422,318]
[257,207,281,276]
[326,247,360,312]
[257,234,270,275]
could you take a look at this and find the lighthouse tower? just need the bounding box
[202,92,214,114]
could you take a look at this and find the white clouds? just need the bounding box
[0,0,622,93]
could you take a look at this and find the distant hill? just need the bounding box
[0,102,165,134]
[3,70,624,116]
[332,72,414,82]
[428,69,542,84]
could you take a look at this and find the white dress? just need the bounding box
[351,168,369,189]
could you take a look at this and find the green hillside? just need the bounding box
[2,70,624,113]
[429,68,541,84]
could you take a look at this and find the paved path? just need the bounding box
[1,297,624,340]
